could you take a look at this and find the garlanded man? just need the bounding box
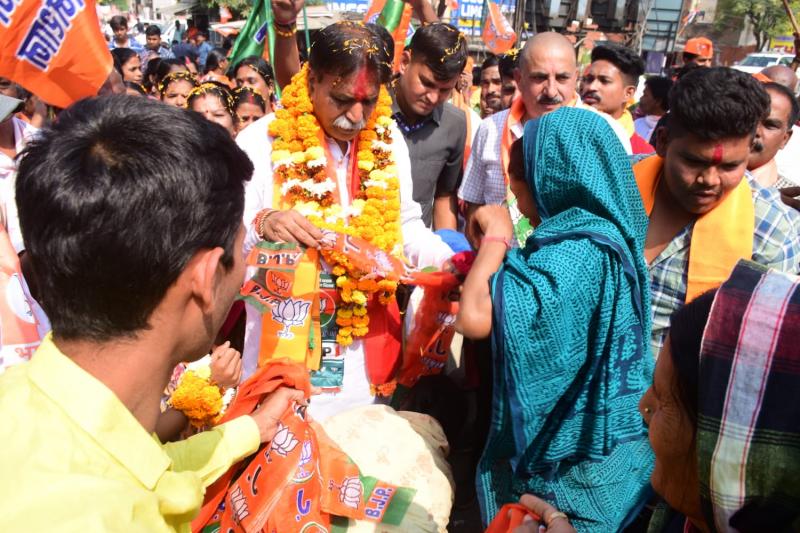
[636,67,800,356]
[236,22,453,420]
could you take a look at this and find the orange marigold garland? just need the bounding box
[169,366,224,428]
[268,64,403,346]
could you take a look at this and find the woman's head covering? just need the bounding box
[479,108,653,530]
[697,261,800,531]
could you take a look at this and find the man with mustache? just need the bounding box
[458,32,630,246]
[392,22,470,230]
[581,43,654,154]
[236,22,454,420]
[748,81,798,189]
[479,55,504,118]
[762,65,800,188]
[634,67,800,357]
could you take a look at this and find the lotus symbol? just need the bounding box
[329,476,363,510]
[270,422,299,457]
[270,271,291,293]
[294,440,314,481]
[272,298,311,339]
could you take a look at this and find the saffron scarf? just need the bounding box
[633,155,755,302]
[479,108,654,531]
[192,360,415,532]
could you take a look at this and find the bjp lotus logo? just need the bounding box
[270,422,299,457]
[272,298,311,339]
[329,476,363,510]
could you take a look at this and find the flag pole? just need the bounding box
[264,0,280,98]
[302,4,312,51]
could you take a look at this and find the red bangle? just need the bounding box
[480,235,511,249]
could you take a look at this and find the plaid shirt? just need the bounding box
[649,173,800,357]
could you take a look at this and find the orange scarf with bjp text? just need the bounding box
[633,155,754,302]
[192,360,415,533]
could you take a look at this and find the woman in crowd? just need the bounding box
[157,71,197,108]
[111,48,143,85]
[232,86,266,135]
[457,107,654,532]
[187,82,235,137]
[232,56,275,111]
[201,48,234,88]
[515,261,800,532]
[149,58,188,96]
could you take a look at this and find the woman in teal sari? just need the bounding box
[457,107,654,532]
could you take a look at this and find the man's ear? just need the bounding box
[513,67,521,85]
[624,84,636,104]
[398,50,412,76]
[188,247,226,313]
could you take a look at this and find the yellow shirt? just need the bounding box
[0,334,260,532]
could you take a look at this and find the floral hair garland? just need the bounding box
[268,64,403,346]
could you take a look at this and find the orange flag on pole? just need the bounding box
[0,0,112,108]
[482,0,516,55]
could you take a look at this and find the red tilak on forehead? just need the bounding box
[712,143,723,165]
[353,66,369,102]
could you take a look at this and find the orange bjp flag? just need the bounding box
[482,1,516,55]
[0,0,112,109]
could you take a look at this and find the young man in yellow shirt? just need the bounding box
[0,96,305,532]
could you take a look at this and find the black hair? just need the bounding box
[481,54,500,71]
[111,48,139,78]
[675,61,701,80]
[667,67,770,141]
[681,51,698,63]
[204,48,228,74]
[590,43,645,87]
[498,51,519,79]
[197,29,209,39]
[154,58,188,88]
[232,56,274,86]
[407,22,468,81]
[145,24,161,37]
[109,15,127,31]
[667,289,717,426]
[308,22,393,85]
[233,86,267,113]
[124,81,147,95]
[644,75,672,111]
[188,82,234,115]
[15,95,252,341]
[158,71,198,97]
[764,81,800,127]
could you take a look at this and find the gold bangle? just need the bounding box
[255,208,277,239]
[274,22,297,38]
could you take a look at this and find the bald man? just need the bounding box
[458,33,580,245]
[763,65,800,186]
[458,32,631,246]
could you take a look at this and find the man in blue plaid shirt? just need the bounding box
[635,67,800,358]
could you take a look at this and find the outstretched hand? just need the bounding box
[260,209,324,248]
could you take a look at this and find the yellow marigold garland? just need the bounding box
[268,64,403,346]
[169,367,224,428]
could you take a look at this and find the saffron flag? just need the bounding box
[482,0,516,55]
[0,0,112,109]
[365,0,413,71]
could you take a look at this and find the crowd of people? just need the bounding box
[0,3,799,532]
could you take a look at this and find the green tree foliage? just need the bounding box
[716,0,798,51]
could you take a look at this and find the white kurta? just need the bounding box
[236,114,453,420]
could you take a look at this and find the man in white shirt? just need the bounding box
[236,22,452,420]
